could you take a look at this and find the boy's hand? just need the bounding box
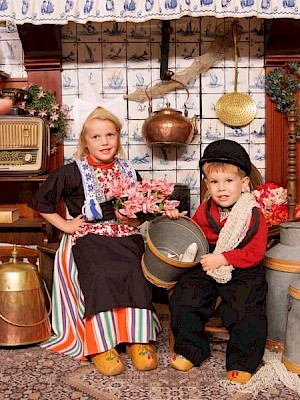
[165,209,188,219]
[200,253,229,272]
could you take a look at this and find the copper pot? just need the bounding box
[0,245,51,346]
[142,75,198,145]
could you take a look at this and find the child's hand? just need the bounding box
[115,209,142,227]
[65,215,88,234]
[200,253,229,272]
[165,209,188,219]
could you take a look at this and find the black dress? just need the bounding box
[29,161,154,317]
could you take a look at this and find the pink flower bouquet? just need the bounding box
[107,177,180,220]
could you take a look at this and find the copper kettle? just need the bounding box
[142,76,199,145]
[0,245,51,346]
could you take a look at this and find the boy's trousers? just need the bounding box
[169,264,268,373]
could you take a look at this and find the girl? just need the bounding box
[29,107,180,376]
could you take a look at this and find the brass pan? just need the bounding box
[216,23,256,127]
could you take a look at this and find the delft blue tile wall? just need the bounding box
[0,17,265,215]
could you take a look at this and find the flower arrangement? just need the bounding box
[265,61,300,138]
[16,84,70,151]
[252,182,300,226]
[107,177,180,220]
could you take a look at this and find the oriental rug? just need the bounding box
[1,315,300,400]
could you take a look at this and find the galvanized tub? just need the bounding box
[282,278,300,373]
[264,222,300,352]
[141,216,208,289]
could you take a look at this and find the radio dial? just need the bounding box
[24,153,33,163]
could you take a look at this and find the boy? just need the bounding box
[169,139,268,384]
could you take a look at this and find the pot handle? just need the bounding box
[145,70,190,117]
[0,280,52,327]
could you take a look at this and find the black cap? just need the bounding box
[199,139,251,176]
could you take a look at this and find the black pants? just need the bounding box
[169,265,268,373]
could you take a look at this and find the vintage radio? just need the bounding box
[0,115,50,175]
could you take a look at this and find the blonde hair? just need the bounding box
[74,106,125,159]
[202,162,246,178]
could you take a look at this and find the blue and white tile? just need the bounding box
[177,145,200,170]
[201,119,225,143]
[175,42,200,69]
[250,120,265,143]
[62,69,79,95]
[249,67,265,93]
[249,42,264,67]
[127,43,151,69]
[78,68,102,98]
[250,143,265,168]
[225,42,249,68]
[128,120,145,144]
[138,171,153,180]
[64,121,79,144]
[175,92,200,117]
[78,42,102,67]
[152,93,177,113]
[77,22,102,42]
[201,68,225,93]
[190,194,200,215]
[225,125,250,143]
[102,68,127,94]
[236,18,250,42]
[0,64,26,78]
[127,22,151,42]
[150,42,162,69]
[0,22,19,40]
[186,75,201,93]
[153,170,177,184]
[201,93,222,118]
[0,40,23,65]
[102,41,126,68]
[127,69,151,94]
[250,18,264,42]
[150,20,176,43]
[153,146,177,170]
[61,42,78,67]
[225,67,249,93]
[176,169,200,195]
[251,93,265,118]
[120,120,129,146]
[175,17,201,43]
[102,21,126,43]
[63,143,77,165]
[62,94,76,120]
[201,17,218,42]
[129,144,152,170]
[128,99,148,120]
[61,22,77,42]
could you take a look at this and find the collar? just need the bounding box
[87,155,115,170]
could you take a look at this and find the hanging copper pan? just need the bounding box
[215,23,256,127]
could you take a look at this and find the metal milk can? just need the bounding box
[282,278,300,373]
[0,246,51,346]
[264,222,300,352]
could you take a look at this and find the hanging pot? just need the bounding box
[0,245,51,346]
[142,72,199,146]
[215,23,257,127]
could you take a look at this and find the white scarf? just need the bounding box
[207,192,258,284]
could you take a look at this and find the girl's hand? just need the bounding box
[65,214,88,234]
[165,209,188,219]
[200,253,229,272]
[115,209,142,227]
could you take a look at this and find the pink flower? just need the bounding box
[109,178,180,220]
[38,109,48,118]
[37,89,46,99]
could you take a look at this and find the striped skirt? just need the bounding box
[40,234,162,360]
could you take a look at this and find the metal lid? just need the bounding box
[0,246,42,291]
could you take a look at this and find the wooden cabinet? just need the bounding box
[0,25,63,248]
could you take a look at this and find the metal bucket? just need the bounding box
[264,222,300,352]
[0,246,51,346]
[142,216,208,289]
[282,278,300,373]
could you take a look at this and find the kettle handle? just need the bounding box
[145,70,190,117]
[0,280,52,327]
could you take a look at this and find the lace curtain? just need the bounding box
[0,0,298,25]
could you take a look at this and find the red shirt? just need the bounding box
[192,199,268,269]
